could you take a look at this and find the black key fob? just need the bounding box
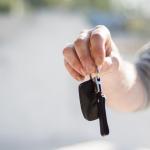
[79,79,99,121]
[78,77,109,136]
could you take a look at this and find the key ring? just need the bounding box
[90,69,102,94]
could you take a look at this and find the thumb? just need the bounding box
[98,55,120,76]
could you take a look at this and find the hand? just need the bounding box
[63,25,120,81]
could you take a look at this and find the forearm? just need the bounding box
[101,59,146,112]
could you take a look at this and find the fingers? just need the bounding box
[90,25,111,66]
[63,44,86,76]
[74,30,96,74]
[64,60,84,81]
[105,38,112,56]
[63,25,113,81]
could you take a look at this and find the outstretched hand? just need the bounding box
[63,25,120,81]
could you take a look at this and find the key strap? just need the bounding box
[93,77,109,136]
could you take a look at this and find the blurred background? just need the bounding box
[0,0,150,150]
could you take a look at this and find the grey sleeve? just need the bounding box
[135,43,150,106]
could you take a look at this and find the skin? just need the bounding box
[63,25,146,112]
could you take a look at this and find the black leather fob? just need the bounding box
[78,78,109,136]
[78,79,99,121]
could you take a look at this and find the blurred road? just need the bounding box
[0,10,150,150]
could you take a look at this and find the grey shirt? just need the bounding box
[135,42,150,106]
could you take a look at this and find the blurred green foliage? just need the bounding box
[0,0,12,13]
[26,0,110,10]
[26,0,62,7]
[0,0,111,12]
[0,0,149,33]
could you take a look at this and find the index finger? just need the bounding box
[90,26,110,66]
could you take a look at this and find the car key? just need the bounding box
[93,76,109,136]
[79,74,109,136]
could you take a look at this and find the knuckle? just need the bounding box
[74,38,85,48]
[91,32,103,42]
[95,25,111,37]
[101,25,109,32]
[63,46,71,56]
[96,25,109,32]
